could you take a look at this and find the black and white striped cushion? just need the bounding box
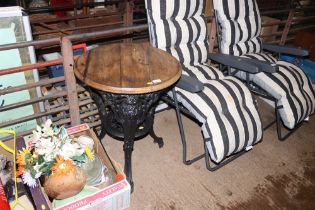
[182,63,224,80]
[214,0,315,129]
[214,0,262,56]
[146,0,209,66]
[145,0,263,163]
[170,76,262,162]
[242,53,315,128]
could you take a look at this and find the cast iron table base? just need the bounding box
[95,90,164,191]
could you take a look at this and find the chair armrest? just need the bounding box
[262,43,309,57]
[176,75,204,93]
[208,53,277,74]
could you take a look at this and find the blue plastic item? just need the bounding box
[301,59,315,84]
[44,48,85,86]
[48,64,64,83]
[280,54,315,83]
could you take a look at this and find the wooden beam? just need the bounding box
[280,10,295,45]
[61,37,81,126]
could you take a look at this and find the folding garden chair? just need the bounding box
[213,0,315,140]
[145,0,272,170]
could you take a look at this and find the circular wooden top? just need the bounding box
[74,43,182,94]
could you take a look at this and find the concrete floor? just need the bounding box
[102,99,315,210]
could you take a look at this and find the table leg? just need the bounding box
[122,121,137,191]
[89,89,107,139]
[149,111,164,148]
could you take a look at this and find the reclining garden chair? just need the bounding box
[145,0,270,170]
[213,0,315,140]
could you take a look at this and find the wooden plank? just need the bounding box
[74,42,181,94]
[83,0,90,15]
[208,20,217,53]
[123,0,134,43]
[120,43,151,88]
[280,10,294,45]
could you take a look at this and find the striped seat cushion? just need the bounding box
[242,53,315,128]
[171,68,262,163]
[182,63,224,80]
[213,0,262,56]
[145,0,263,163]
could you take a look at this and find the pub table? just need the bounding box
[74,42,181,191]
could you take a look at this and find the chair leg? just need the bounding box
[171,88,252,170]
[204,142,247,171]
[172,89,205,165]
[275,105,304,141]
[262,97,303,141]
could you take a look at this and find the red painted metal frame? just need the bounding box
[0,24,148,140]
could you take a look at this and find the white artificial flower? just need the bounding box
[22,171,37,188]
[40,149,55,162]
[36,125,42,133]
[34,172,42,179]
[58,142,79,160]
[39,137,55,148]
[32,130,41,144]
[77,135,94,150]
[43,127,54,137]
[35,138,55,157]
[31,119,92,164]
[44,119,52,128]
[33,163,43,173]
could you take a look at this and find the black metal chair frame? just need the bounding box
[161,88,252,171]
[239,70,307,141]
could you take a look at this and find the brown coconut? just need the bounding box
[44,166,86,199]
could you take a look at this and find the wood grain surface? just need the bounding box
[74,43,181,94]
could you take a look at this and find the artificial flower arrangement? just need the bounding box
[16,119,95,199]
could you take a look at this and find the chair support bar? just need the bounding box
[263,43,309,57]
[208,53,278,73]
[205,145,247,171]
[176,75,204,93]
[172,88,205,165]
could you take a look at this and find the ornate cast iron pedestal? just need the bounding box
[74,43,182,192]
[93,90,164,191]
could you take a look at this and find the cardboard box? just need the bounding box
[18,123,131,210]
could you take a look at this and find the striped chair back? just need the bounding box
[213,0,262,56]
[145,0,209,66]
